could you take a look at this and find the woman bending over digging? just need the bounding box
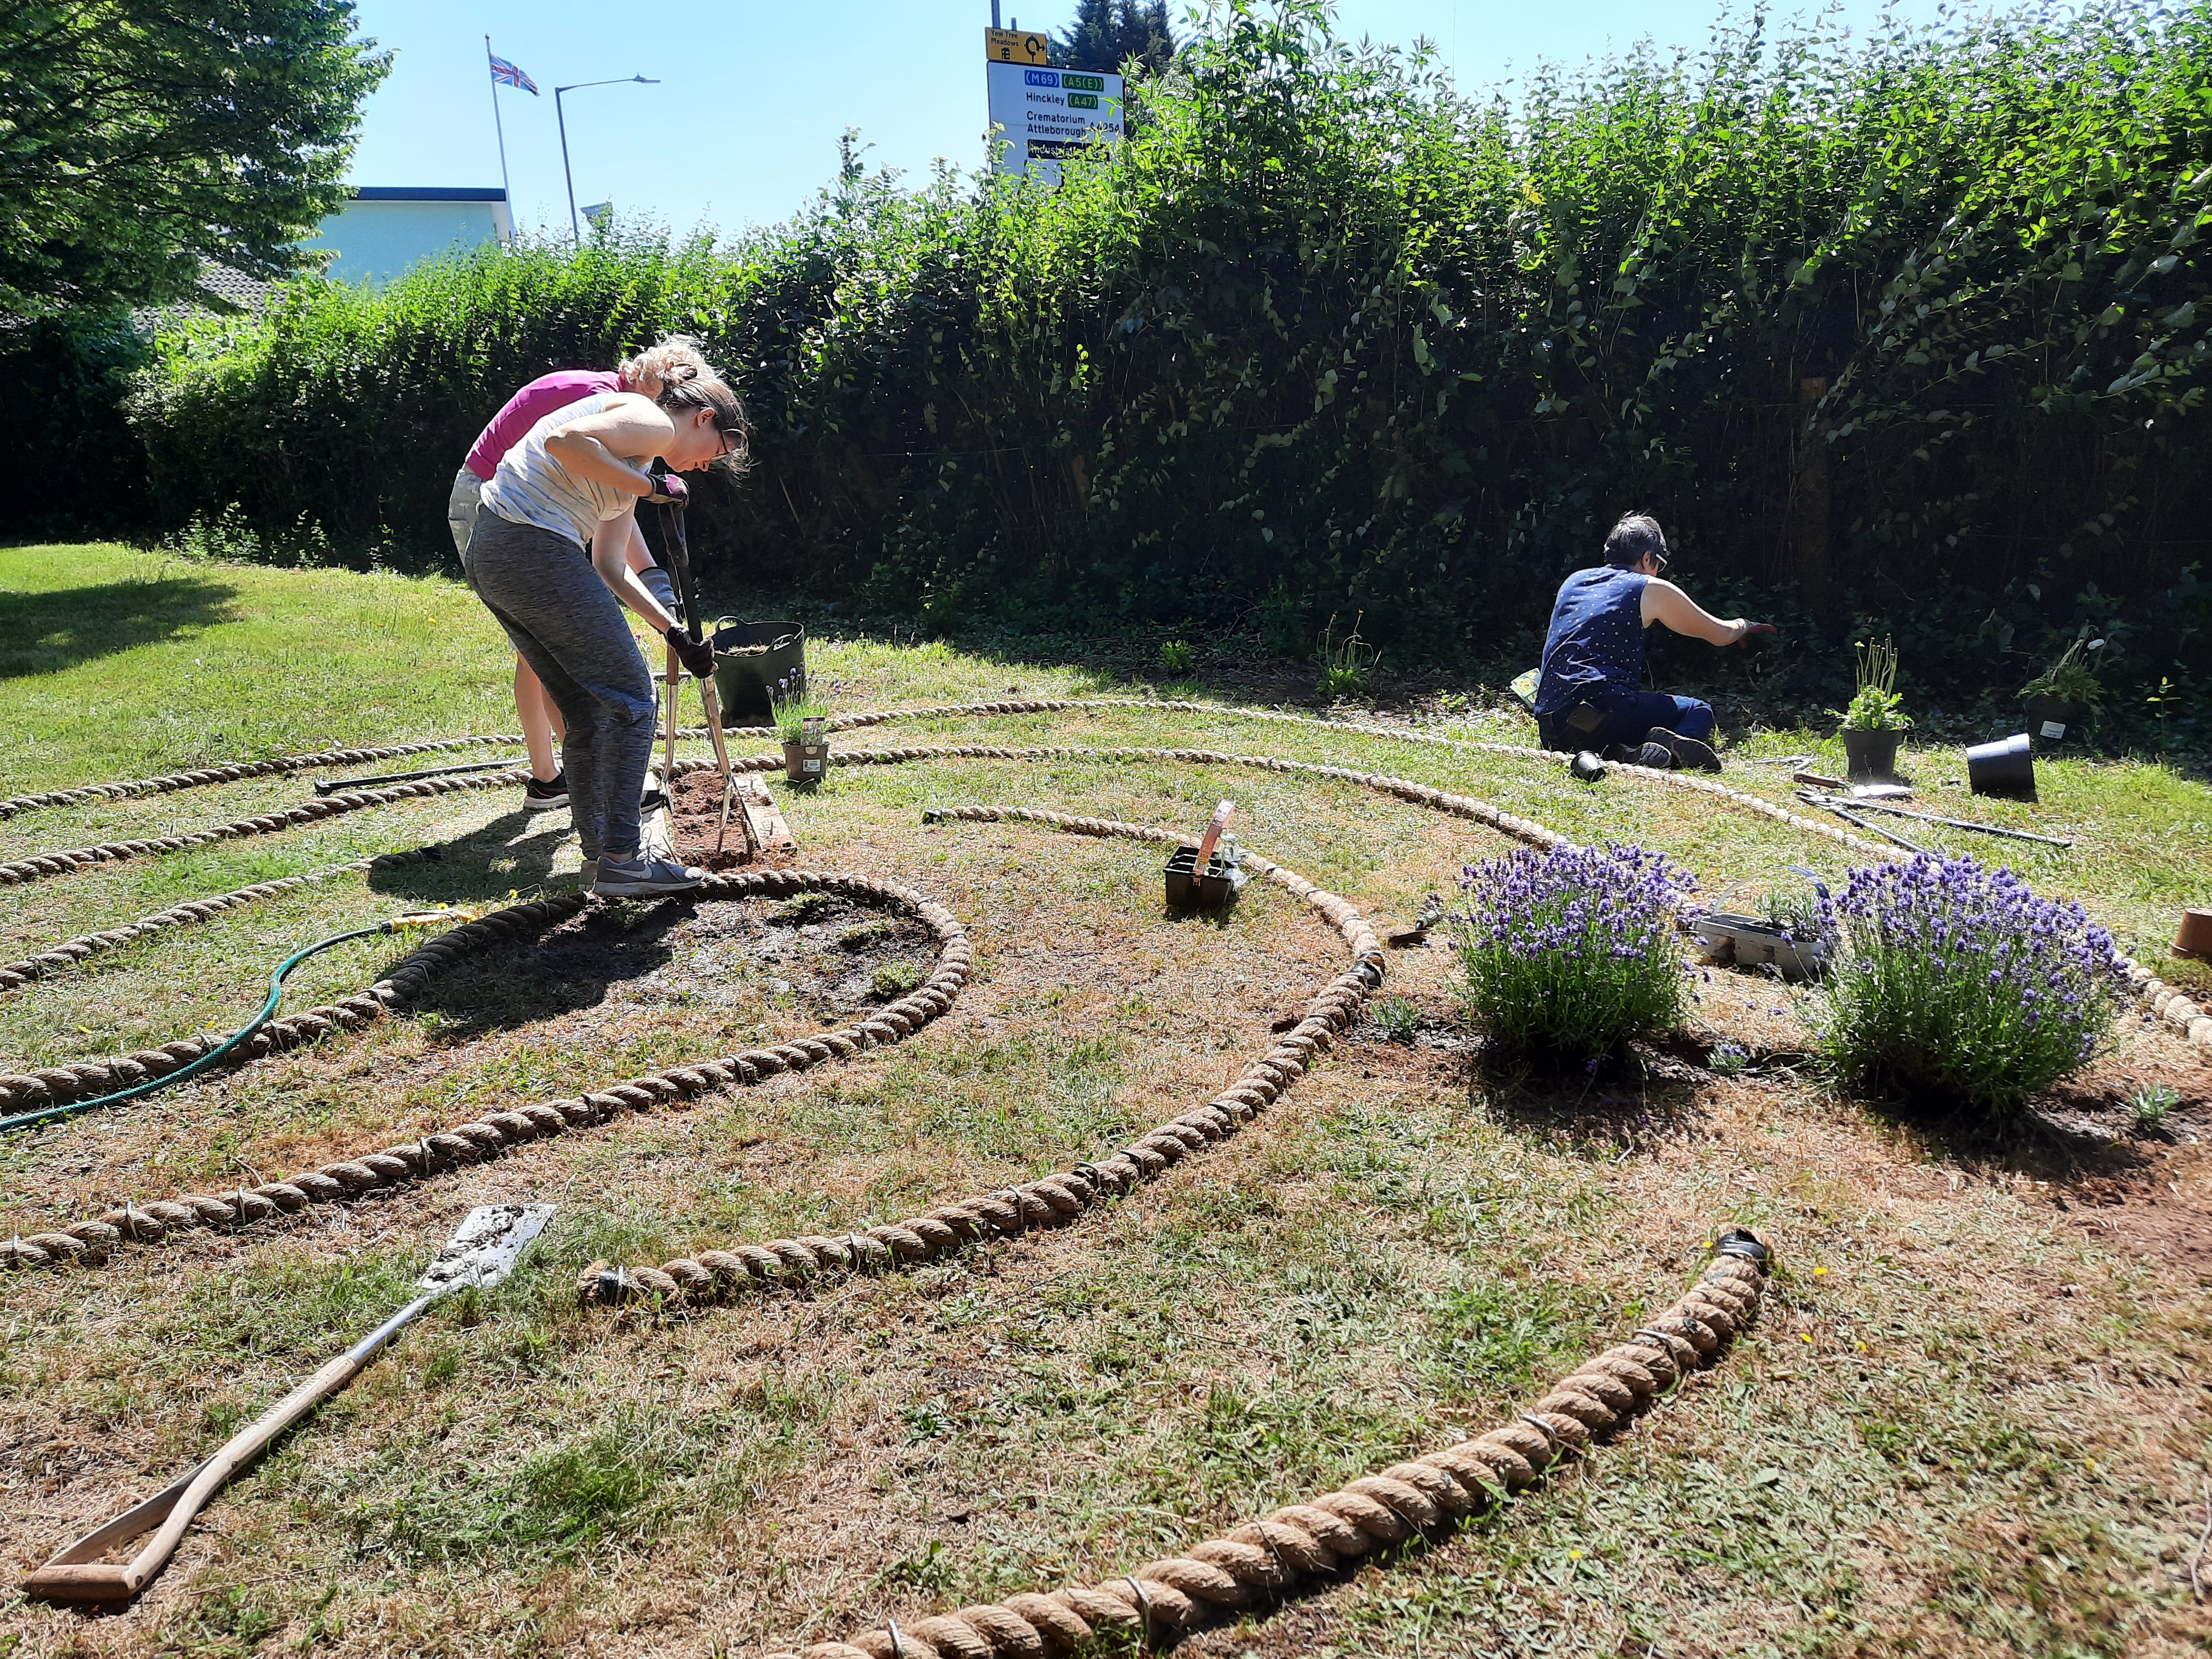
[447,337,709,811]
[1534,513,1776,770]
[463,372,750,897]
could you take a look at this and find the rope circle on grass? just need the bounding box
[1,869,972,1271]
[0,706,1804,1651]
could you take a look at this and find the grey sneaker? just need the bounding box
[592,854,706,896]
[577,858,596,888]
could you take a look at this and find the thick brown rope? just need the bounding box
[0,734,527,821]
[1,870,971,1271]
[577,807,1384,1305]
[0,765,539,888]
[0,846,452,995]
[766,1242,1773,1658]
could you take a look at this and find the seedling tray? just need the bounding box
[1694,912,1826,981]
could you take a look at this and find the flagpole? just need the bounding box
[487,35,513,241]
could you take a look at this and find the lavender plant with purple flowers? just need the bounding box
[1815,852,2130,1111]
[1448,841,1698,1062]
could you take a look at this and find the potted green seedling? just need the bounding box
[1831,636,1910,780]
[2018,631,2105,745]
[771,675,828,786]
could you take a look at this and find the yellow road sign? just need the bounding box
[985,26,1048,65]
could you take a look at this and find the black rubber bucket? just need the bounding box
[1966,733,2036,799]
[708,618,805,727]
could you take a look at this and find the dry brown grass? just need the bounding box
[3,604,2211,1656]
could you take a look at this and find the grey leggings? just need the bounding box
[463,512,655,860]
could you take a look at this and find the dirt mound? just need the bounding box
[669,769,795,872]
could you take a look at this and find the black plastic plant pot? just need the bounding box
[709,618,805,726]
[1966,733,2036,799]
[782,740,828,786]
[2022,693,2078,746]
[1840,728,1901,781]
[1165,846,1243,910]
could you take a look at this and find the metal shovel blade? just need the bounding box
[418,1203,556,1293]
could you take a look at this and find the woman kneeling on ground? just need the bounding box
[447,337,709,811]
[1533,513,1775,770]
[464,373,748,896]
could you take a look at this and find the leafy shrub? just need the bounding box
[1160,638,1196,676]
[1834,637,1911,733]
[1374,995,1420,1043]
[1449,841,1697,1063]
[1707,1040,1751,1077]
[1815,853,2131,1112]
[101,0,2212,713]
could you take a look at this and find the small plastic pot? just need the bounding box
[1840,728,1901,781]
[2023,693,2078,746]
[1165,846,1243,910]
[2175,908,2212,961]
[1966,733,2036,799]
[782,740,827,786]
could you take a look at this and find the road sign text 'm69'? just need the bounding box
[985,30,1123,183]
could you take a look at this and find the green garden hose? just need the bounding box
[0,915,453,1136]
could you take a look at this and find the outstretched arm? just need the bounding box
[1641,578,1755,645]
[590,505,679,635]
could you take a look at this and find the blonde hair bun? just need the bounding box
[619,334,712,395]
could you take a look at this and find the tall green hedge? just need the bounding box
[121,0,2212,698]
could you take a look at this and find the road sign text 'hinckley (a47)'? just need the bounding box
[985,32,1123,182]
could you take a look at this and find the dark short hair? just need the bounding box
[1604,513,1666,567]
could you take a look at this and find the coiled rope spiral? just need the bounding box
[1,695,2189,1648]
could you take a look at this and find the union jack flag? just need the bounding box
[488,50,538,95]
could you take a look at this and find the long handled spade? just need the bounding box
[22,1203,556,1606]
[655,494,743,856]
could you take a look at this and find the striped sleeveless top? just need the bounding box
[478,390,640,548]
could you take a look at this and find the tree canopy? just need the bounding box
[0,0,388,317]
[1048,0,1177,74]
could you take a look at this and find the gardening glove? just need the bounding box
[636,564,677,612]
[1738,622,1778,644]
[644,468,688,507]
[664,625,715,679]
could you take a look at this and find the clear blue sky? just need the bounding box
[345,1,1961,241]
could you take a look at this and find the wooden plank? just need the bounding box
[739,775,796,854]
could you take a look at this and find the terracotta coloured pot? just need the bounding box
[2176,908,2212,961]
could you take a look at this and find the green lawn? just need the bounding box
[2,543,2209,1659]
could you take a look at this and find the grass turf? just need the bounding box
[1,542,2209,1657]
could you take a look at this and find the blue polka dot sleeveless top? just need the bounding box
[1535,566,1648,714]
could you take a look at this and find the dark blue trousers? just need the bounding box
[1539,686,1715,752]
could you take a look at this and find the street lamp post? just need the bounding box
[555,75,659,247]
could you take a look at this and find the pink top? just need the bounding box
[463,368,623,481]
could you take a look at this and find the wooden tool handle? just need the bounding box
[23,1350,362,1603]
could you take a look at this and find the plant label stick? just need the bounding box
[1195,800,1234,873]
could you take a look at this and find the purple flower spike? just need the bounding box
[1820,851,2130,1113]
